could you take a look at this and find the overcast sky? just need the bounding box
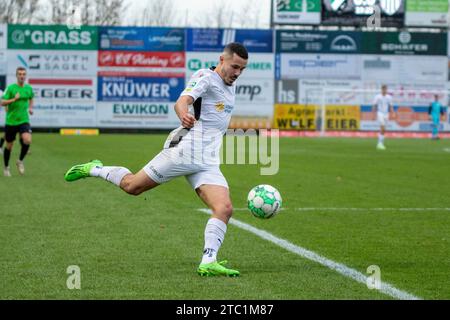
[125,0,272,28]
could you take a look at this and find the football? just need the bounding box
[247,185,282,219]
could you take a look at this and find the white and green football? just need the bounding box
[247,185,282,219]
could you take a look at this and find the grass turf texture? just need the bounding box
[0,133,449,299]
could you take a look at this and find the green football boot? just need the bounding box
[64,160,103,182]
[197,260,240,277]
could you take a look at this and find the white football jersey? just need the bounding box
[373,94,393,115]
[166,68,236,164]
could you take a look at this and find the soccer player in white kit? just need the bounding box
[373,85,395,150]
[64,43,249,277]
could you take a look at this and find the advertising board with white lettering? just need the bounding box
[7,50,97,76]
[98,51,185,69]
[321,0,405,27]
[272,0,321,25]
[99,27,184,52]
[276,30,362,54]
[186,28,273,53]
[362,31,447,56]
[8,25,98,50]
[97,76,184,102]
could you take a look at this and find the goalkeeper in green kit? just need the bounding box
[1,67,34,177]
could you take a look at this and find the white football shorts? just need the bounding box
[143,146,228,190]
[377,112,389,126]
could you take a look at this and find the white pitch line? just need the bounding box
[229,207,450,212]
[198,208,422,300]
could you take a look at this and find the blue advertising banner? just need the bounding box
[99,27,185,52]
[187,28,273,53]
[98,76,184,102]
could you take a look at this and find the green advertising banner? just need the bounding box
[362,31,447,56]
[406,0,449,27]
[407,0,448,12]
[273,0,321,25]
[8,25,98,50]
[276,30,362,54]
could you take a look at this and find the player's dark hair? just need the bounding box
[16,67,26,73]
[224,42,248,60]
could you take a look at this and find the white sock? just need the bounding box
[378,134,385,144]
[201,218,227,264]
[90,166,131,187]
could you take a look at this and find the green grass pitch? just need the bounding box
[0,133,449,299]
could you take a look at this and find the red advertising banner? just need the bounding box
[98,51,185,68]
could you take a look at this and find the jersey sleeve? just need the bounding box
[180,72,211,101]
[2,86,11,100]
[29,86,35,99]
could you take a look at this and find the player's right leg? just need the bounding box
[3,126,17,177]
[0,134,5,154]
[3,141,13,177]
[64,160,159,195]
[377,113,387,150]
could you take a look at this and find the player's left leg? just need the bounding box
[194,183,239,277]
[432,116,440,140]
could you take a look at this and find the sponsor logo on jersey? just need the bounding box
[215,102,225,112]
